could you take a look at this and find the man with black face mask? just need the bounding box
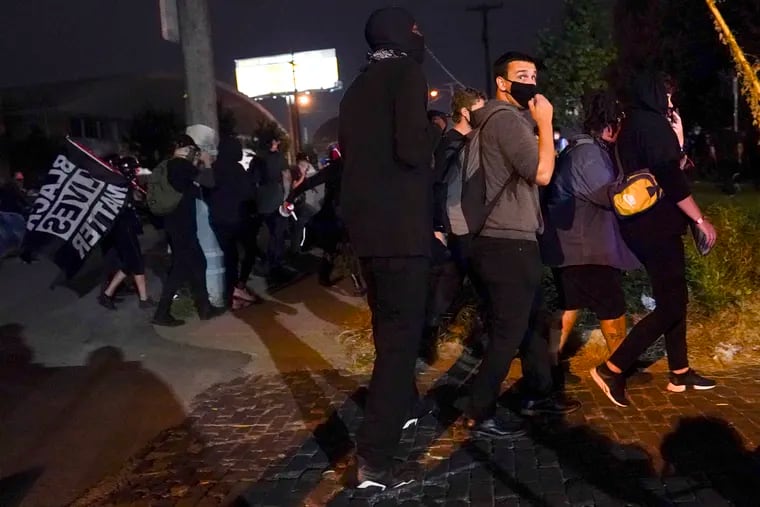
[339,6,441,491]
[461,52,580,440]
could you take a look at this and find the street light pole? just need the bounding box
[466,2,504,97]
[176,0,218,131]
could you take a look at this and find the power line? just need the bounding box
[425,45,466,88]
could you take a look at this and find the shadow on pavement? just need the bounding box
[0,324,186,507]
[661,416,760,506]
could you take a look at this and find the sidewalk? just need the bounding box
[0,233,366,507]
[73,343,760,507]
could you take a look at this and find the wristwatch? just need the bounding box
[695,216,704,225]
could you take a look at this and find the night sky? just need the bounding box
[1,0,567,135]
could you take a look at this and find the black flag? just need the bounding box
[24,139,129,277]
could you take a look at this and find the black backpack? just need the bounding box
[459,105,513,235]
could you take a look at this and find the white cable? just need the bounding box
[425,46,466,88]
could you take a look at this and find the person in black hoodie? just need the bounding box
[152,135,225,327]
[209,136,260,308]
[590,71,717,408]
[339,6,441,490]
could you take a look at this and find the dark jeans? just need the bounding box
[467,237,552,419]
[610,233,689,371]
[356,256,430,470]
[156,230,209,317]
[212,221,241,306]
[264,212,287,270]
[238,214,261,284]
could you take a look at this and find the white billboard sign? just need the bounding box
[235,49,340,98]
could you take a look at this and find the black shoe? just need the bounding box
[97,293,117,310]
[590,363,629,407]
[199,305,226,320]
[466,415,527,440]
[521,394,582,416]
[667,369,717,392]
[402,397,436,431]
[138,298,157,309]
[151,315,185,327]
[356,461,415,491]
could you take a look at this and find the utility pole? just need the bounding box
[176,0,218,132]
[466,2,504,97]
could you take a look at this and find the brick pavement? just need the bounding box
[74,349,760,507]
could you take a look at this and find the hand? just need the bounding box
[669,109,685,148]
[433,231,447,247]
[528,94,553,128]
[697,218,717,249]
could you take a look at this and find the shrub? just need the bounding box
[685,203,760,313]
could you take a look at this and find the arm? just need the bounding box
[530,95,556,186]
[393,64,441,169]
[285,169,329,203]
[677,195,716,248]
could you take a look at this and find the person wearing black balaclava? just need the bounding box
[590,71,717,408]
[339,6,441,490]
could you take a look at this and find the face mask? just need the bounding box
[506,80,538,109]
[408,33,425,64]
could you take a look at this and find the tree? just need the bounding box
[537,0,616,131]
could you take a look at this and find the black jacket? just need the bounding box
[209,137,254,226]
[339,9,440,258]
[616,72,690,241]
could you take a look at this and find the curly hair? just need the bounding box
[582,89,623,136]
[450,87,487,123]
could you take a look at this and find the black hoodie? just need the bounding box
[616,71,690,241]
[339,7,440,258]
[209,137,254,226]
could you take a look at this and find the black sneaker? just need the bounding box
[402,397,436,431]
[667,369,717,392]
[521,394,582,416]
[198,305,226,320]
[590,363,630,408]
[97,293,117,310]
[138,298,157,309]
[356,462,415,491]
[466,415,527,440]
[151,315,185,327]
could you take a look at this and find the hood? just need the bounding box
[216,136,243,163]
[627,71,669,115]
[365,7,418,53]
[469,100,518,129]
[186,124,219,156]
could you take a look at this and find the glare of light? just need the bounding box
[297,94,311,106]
[429,89,439,98]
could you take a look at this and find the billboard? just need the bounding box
[235,49,341,98]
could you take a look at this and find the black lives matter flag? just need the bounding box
[25,139,129,277]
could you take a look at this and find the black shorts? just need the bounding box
[552,265,625,320]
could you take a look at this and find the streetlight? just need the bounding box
[429,89,440,99]
[297,94,311,107]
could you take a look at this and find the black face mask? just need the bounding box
[407,33,425,64]
[507,80,538,109]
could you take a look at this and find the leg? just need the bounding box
[104,270,128,297]
[466,238,543,420]
[356,256,430,470]
[238,214,262,285]
[134,274,149,301]
[559,310,580,354]
[599,315,626,354]
[607,236,687,373]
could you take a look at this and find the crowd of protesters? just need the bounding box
[335,6,723,491]
[2,4,746,494]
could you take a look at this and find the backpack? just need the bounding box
[146,160,183,216]
[608,145,663,218]
[458,105,514,235]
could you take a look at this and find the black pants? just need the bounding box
[610,233,689,371]
[238,214,261,285]
[212,221,242,306]
[356,256,430,470]
[264,212,287,270]
[156,229,209,317]
[467,237,552,419]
